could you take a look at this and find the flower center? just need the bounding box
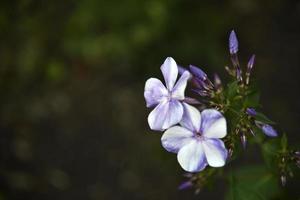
[195,132,204,140]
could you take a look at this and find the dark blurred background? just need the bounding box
[0,0,299,199]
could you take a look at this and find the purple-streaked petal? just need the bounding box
[202,138,227,167]
[180,103,201,133]
[161,126,194,153]
[201,109,227,138]
[171,71,191,100]
[229,30,238,54]
[189,65,207,81]
[148,100,183,131]
[262,124,278,137]
[161,57,178,90]
[177,140,207,172]
[144,78,168,107]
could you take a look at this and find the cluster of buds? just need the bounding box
[227,30,256,86]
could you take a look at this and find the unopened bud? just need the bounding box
[213,73,222,91]
[229,30,238,54]
[246,55,255,85]
[240,133,247,149]
[178,181,193,190]
[280,175,286,187]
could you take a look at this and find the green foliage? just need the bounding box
[226,165,280,200]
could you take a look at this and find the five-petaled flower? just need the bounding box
[161,103,228,172]
[144,57,191,131]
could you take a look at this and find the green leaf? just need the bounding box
[261,137,280,168]
[226,165,280,200]
[226,81,239,100]
[243,90,260,108]
[280,134,288,152]
[255,112,275,124]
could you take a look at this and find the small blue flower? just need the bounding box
[161,104,228,172]
[229,30,239,54]
[144,57,191,131]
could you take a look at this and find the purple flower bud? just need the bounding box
[262,124,278,137]
[246,108,257,116]
[240,133,247,149]
[213,73,222,91]
[247,54,255,72]
[189,65,207,81]
[229,30,238,54]
[236,66,243,82]
[246,55,255,85]
[178,181,193,190]
[280,175,286,187]
[184,97,201,105]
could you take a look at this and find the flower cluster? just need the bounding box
[144,30,299,191]
[144,57,228,172]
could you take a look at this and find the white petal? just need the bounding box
[201,109,227,138]
[144,78,168,107]
[202,139,227,167]
[180,103,201,132]
[177,140,207,172]
[161,126,194,153]
[147,100,183,131]
[171,71,191,100]
[160,57,178,90]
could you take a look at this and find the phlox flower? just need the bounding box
[161,103,228,172]
[144,57,191,131]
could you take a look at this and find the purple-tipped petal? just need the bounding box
[144,78,168,107]
[148,100,184,131]
[229,30,238,54]
[200,109,227,139]
[189,65,207,81]
[161,126,194,153]
[202,138,227,167]
[262,124,278,137]
[247,54,255,71]
[172,71,191,100]
[246,108,257,116]
[177,140,207,172]
[161,57,178,90]
[180,103,201,133]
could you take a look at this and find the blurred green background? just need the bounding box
[0,0,299,199]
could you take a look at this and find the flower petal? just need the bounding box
[161,126,194,153]
[201,109,227,139]
[144,78,168,107]
[148,100,183,131]
[171,70,191,100]
[180,103,201,132]
[161,57,178,90]
[177,140,207,172]
[202,138,227,167]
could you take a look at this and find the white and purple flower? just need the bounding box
[161,103,228,172]
[144,57,191,131]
